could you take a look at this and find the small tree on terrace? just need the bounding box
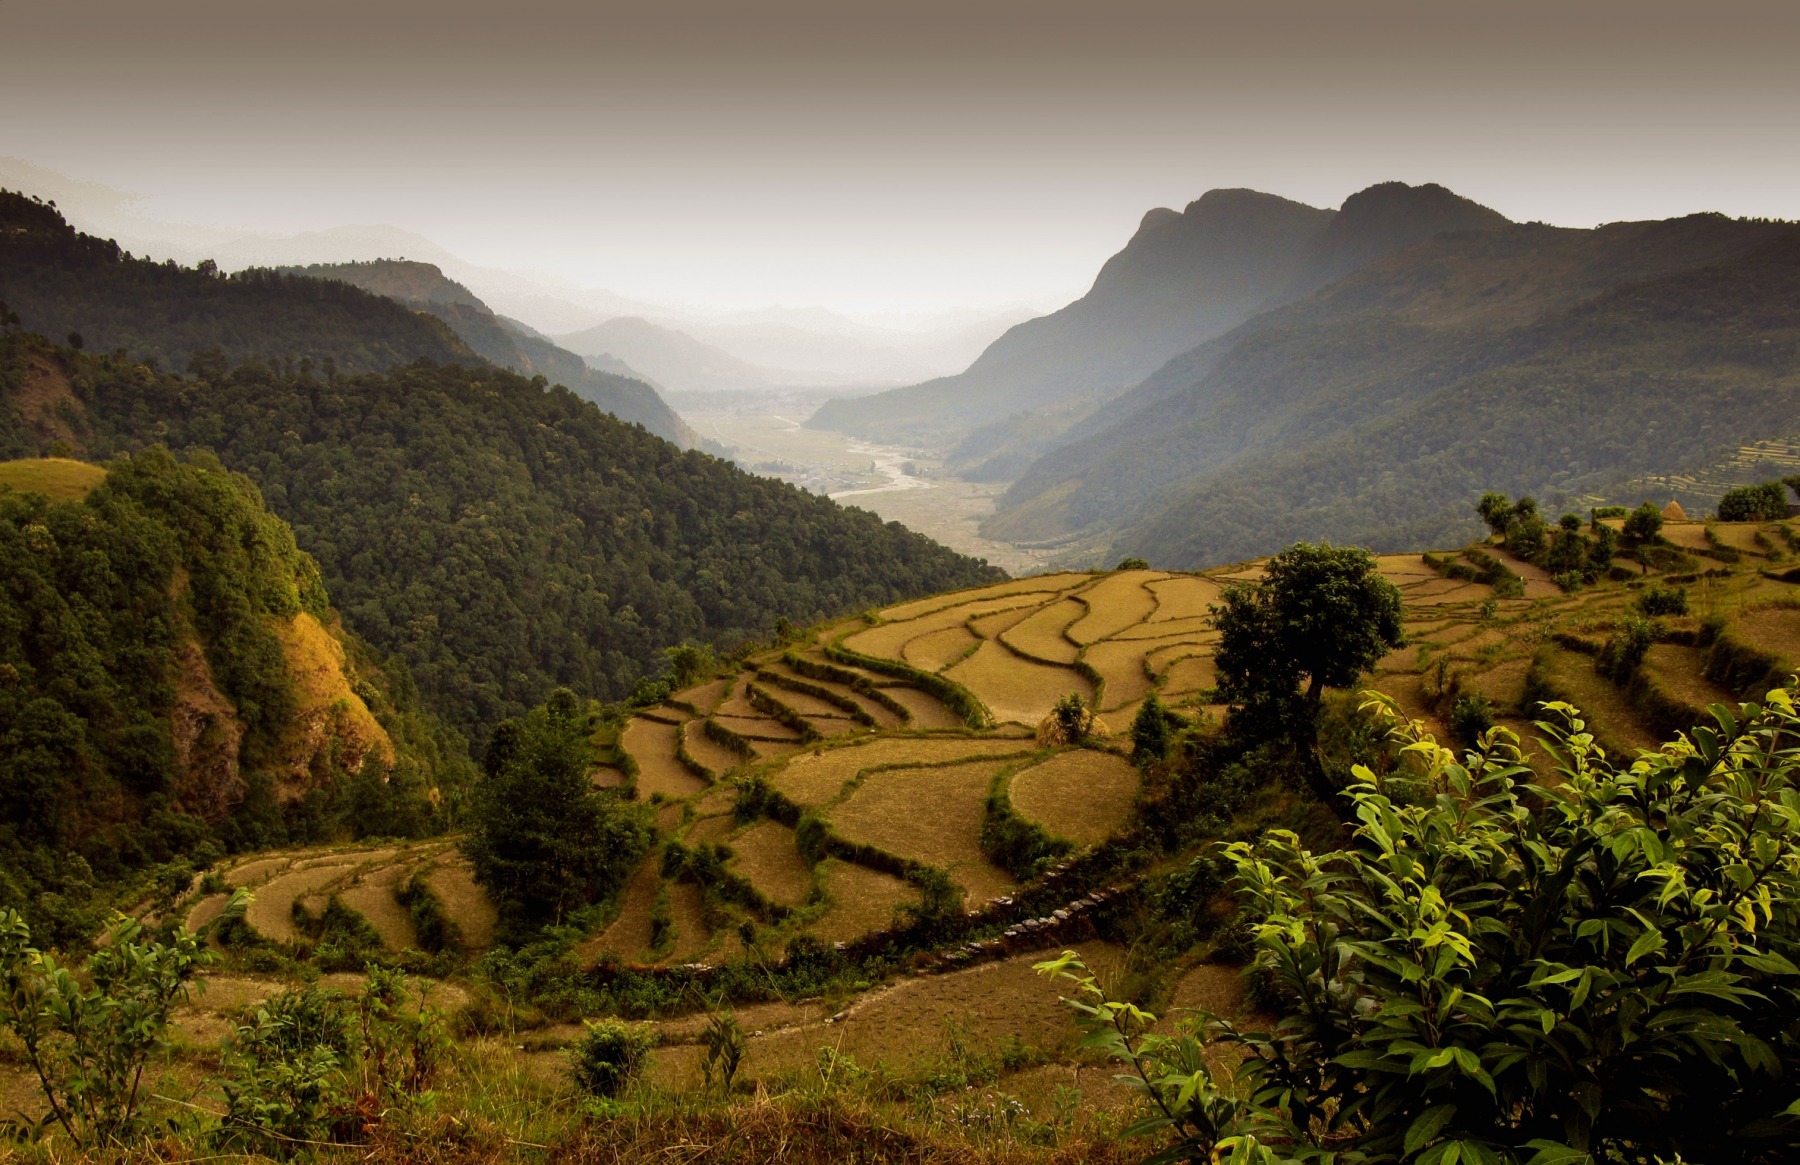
[1211,542,1403,804]
[464,688,650,931]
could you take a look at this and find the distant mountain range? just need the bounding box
[278,261,691,444]
[811,181,1800,568]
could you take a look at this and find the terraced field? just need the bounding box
[131,521,1800,1134]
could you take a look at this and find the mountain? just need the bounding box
[0,447,471,942]
[0,190,474,374]
[805,182,1510,472]
[987,212,1800,567]
[553,316,811,393]
[279,261,690,444]
[0,327,1004,744]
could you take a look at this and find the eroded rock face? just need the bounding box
[169,636,245,823]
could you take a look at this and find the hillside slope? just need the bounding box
[0,447,469,941]
[990,214,1800,566]
[281,261,693,445]
[0,190,474,374]
[0,331,1004,742]
[805,182,1507,462]
[554,316,795,394]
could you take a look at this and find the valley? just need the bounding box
[680,392,1058,575]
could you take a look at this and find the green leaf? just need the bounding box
[1625,927,1666,966]
[1405,1103,1457,1153]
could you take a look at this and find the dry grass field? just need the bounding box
[1008,752,1140,846]
[827,759,1018,906]
[808,860,920,943]
[945,641,1091,725]
[725,820,815,907]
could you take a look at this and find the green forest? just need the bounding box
[0,191,476,375]
[0,447,470,945]
[0,328,1002,742]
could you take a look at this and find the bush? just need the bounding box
[1448,693,1495,745]
[1598,615,1659,680]
[1130,693,1172,764]
[571,1019,654,1097]
[1637,582,1690,616]
[1718,480,1789,522]
[1041,690,1800,1163]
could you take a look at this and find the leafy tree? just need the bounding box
[1211,542,1403,803]
[1718,480,1790,522]
[1116,556,1151,571]
[463,688,650,930]
[1476,492,1514,537]
[1623,501,1664,542]
[1042,690,1800,1164]
[1131,692,1172,765]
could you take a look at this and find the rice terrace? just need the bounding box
[20,501,1800,1158]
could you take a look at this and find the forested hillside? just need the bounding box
[0,447,469,943]
[0,328,1004,742]
[281,260,693,445]
[0,191,476,374]
[989,212,1800,566]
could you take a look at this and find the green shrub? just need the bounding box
[1448,693,1495,745]
[216,986,355,1154]
[571,1018,653,1097]
[1115,557,1150,571]
[1598,615,1659,680]
[1130,693,1172,765]
[1623,500,1664,542]
[1637,582,1690,616]
[1041,690,1800,1163]
[0,888,248,1147]
[396,873,461,954]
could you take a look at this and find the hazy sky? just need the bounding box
[4,0,1798,312]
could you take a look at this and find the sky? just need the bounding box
[3,0,1798,313]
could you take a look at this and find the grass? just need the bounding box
[809,860,921,944]
[683,719,744,777]
[0,456,107,500]
[1145,576,1223,621]
[877,575,1089,623]
[1081,640,1155,712]
[770,737,1038,809]
[726,820,815,908]
[827,759,1018,907]
[944,642,1092,727]
[880,687,966,729]
[337,862,419,950]
[423,855,499,948]
[623,716,711,799]
[905,624,984,671]
[999,598,1086,664]
[1007,752,1140,847]
[1065,572,1163,644]
[847,595,1053,662]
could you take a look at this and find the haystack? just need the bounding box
[1661,499,1689,521]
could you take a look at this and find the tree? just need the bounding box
[1211,542,1403,803]
[1130,693,1171,765]
[462,689,650,930]
[1042,691,1800,1165]
[1718,480,1789,522]
[1623,501,1664,542]
[1476,492,1514,537]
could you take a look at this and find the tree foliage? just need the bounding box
[1718,480,1792,523]
[1211,543,1403,798]
[1044,689,1800,1164]
[2,334,1003,742]
[463,689,652,931]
